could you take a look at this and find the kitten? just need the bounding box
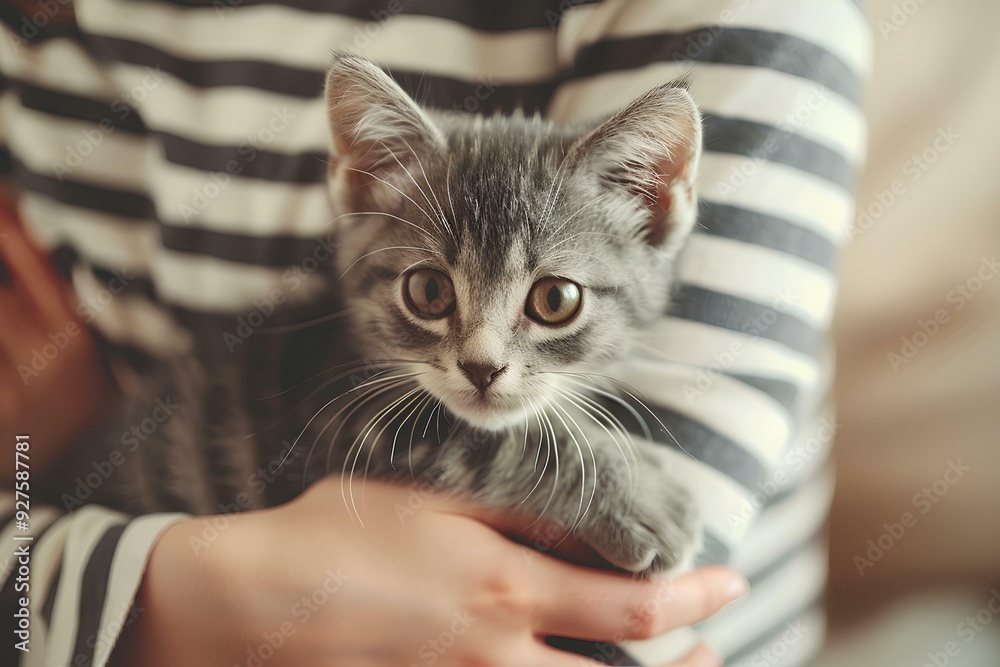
[309,53,704,575]
[76,53,702,578]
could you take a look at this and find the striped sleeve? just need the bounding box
[547,0,870,566]
[0,496,185,667]
[0,1,868,665]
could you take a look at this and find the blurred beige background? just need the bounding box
[821,0,1000,664]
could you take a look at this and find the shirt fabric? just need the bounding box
[0,1,869,665]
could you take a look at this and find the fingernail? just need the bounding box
[722,574,748,603]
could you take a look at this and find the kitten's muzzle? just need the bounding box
[458,361,507,392]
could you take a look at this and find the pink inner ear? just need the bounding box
[641,180,674,246]
[639,157,692,247]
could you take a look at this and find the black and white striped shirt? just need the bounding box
[0,1,869,664]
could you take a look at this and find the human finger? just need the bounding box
[532,563,747,641]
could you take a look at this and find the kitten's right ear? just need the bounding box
[325,53,444,197]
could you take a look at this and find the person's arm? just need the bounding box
[0,501,185,667]
[0,188,116,483]
[111,478,745,667]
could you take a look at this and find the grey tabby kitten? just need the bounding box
[313,54,704,575]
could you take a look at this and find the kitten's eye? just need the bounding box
[525,278,581,325]
[404,269,456,319]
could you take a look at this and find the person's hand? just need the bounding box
[116,479,746,667]
[0,188,114,482]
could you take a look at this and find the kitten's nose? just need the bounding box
[459,361,506,392]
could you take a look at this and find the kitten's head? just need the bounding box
[325,54,701,430]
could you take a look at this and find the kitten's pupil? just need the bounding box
[547,286,561,313]
[426,279,439,303]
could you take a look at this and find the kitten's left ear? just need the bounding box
[567,82,702,250]
[325,53,445,198]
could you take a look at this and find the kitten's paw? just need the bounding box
[589,485,702,577]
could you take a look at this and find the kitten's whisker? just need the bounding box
[351,370,424,393]
[416,398,444,477]
[398,257,435,276]
[330,210,436,242]
[548,384,637,490]
[422,398,443,439]
[545,379,637,455]
[532,405,547,473]
[251,359,374,403]
[400,137,455,241]
[445,157,459,234]
[251,368,384,444]
[344,386,422,526]
[539,158,569,232]
[543,397,594,538]
[434,396,446,441]
[279,378,378,471]
[388,390,431,470]
[254,308,358,335]
[548,191,614,241]
[339,246,440,281]
[520,404,552,506]
[516,397,531,462]
[557,411,599,545]
[345,166,439,229]
[548,374,654,441]
[304,375,414,487]
[556,373,699,462]
[547,248,618,279]
[380,141,449,238]
[359,387,426,517]
[547,227,622,252]
[323,379,409,489]
[401,392,434,472]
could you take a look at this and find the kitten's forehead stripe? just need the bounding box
[443,123,573,282]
